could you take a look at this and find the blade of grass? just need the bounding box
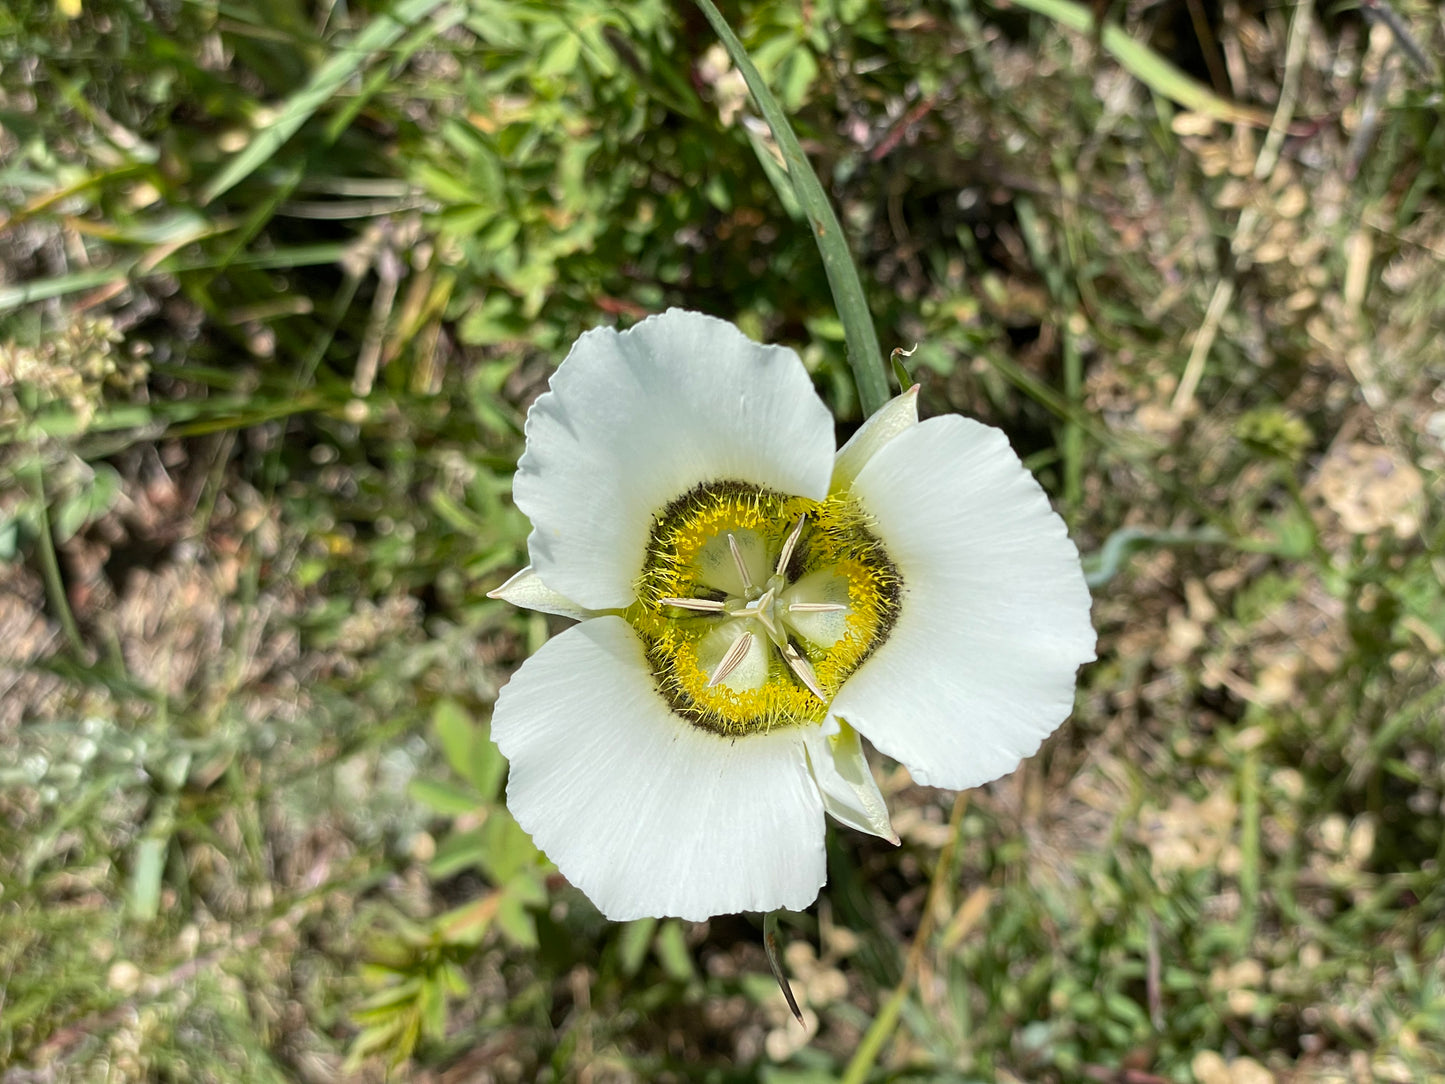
[841,793,968,1084]
[1237,735,1261,947]
[221,253,367,700]
[1003,0,1276,127]
[974,345,1308,557]
[194,159,307,294]
[20,458,85,658]
[201,0,451,203]
[742,122,805,222]
[1173,0,1313,415]
[1081,525,1227,587]
[4,163,148,229]
[0,243,350,314]
[693,0,889,416]
[324,0,470,144]
[1014,194,1084,513]
[0,266,138,311]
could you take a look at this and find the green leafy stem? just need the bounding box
[693,0,891,417]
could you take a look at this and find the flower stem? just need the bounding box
[693,0,890,417]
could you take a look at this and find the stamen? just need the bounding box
[775,514,807,577]
[727,532,754,592]
[787,602,848,613]
[709,631,755,688]
[782,643,828,703]
[658,596,726,612]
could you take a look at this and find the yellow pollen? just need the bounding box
[629,481,901,737]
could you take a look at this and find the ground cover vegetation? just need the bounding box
[1,0,1443,1080]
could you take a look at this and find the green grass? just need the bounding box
[3,0,1444,1081]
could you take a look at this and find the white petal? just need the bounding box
[514,310,836,610]
[487,565,594,622]
[833,416,1096,790]
[491,615,827,920]
[831,385,919,494]
[803,720,898,843]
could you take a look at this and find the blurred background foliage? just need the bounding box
[2,0,1444,1081]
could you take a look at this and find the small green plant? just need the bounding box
[348,698,548,1066]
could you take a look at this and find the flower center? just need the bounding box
[631,481,901,736]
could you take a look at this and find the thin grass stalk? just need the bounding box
[840,792,969,1084]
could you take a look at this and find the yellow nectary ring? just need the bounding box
[630,480,901,736]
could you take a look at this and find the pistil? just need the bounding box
[659,519,851,705]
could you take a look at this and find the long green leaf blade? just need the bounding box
[1004,0,1274,126]
[694,0,889,416]
[201,0,450,203]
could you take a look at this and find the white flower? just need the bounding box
[488,309,1095,921]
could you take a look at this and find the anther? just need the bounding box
[781,643,828,703]
[658,596,726,612]
[775,514,807,577]
[727,533,754,592]
[709,631,755,688]
[787,602,847,613]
